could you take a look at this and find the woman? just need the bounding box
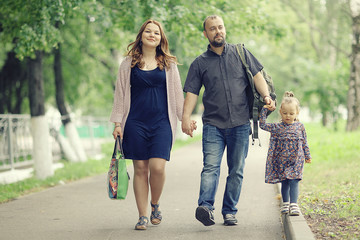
[110,19,185,230]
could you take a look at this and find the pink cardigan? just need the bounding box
[110,56,184,145]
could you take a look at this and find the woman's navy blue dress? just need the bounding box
[123,66,172,161]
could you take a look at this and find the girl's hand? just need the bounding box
[263,104,273,110]
[305,158,311,163]
[264,97,276,111]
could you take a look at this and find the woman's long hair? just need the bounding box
[127,19,177,70]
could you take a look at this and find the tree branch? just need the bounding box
[281,0,351,57]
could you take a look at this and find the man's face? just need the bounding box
[203,17,226,48]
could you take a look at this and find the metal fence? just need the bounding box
[0,114,113,171]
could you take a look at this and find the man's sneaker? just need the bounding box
[223,214,238,226]
[195,206,215,226]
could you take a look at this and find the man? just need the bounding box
[182,15,276,226]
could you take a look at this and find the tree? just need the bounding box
[0,49,27,114]
[27,51,53,178]
[277,0,351,127]
[347,0,360,131]
[0,0,77,178]
[53,20,87,162]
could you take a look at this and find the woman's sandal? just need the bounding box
[135,216,149,230]
[280,202,290,214]
[150,202,162,225]
[289,203,300,216]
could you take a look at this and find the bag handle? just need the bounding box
[112,136,125,159]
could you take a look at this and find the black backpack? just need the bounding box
[236,43,277,145]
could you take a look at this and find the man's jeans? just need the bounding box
[198,123,250,216]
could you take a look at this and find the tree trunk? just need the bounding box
[347,1,360,131]
[54,44,87,162]
[0,50,26,114]
[54,43,71,125]
[28,51,45,117]
[27,51,54,179]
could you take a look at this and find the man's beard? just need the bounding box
[210,35,225,47]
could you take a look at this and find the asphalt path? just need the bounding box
[0,135,284,240]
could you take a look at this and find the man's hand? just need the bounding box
[264,96,276,111]
[182,117,197,137]
[182,92,199,137]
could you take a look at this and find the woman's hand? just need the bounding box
[182,117,197,137]
[112,126,123,140]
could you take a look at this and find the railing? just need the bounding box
[0,114,113,171]
[0,115,33,171]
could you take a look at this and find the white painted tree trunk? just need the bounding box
[65,122,87,162]
[31,115,53,179]
[57,134,78,162]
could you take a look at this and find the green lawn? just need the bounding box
[299,122,360,239]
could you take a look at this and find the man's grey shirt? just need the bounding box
[184,43,263,129]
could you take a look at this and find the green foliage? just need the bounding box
[0,0,354,121]
[0,0,80,59]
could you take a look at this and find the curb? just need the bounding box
[276,184,315,240]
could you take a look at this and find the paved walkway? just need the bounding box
[0,137,285,240]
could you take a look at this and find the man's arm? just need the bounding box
[182,92,198,137]
[253,72,276,110]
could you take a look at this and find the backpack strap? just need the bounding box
[236,44,261,146]
[236,44,256,96]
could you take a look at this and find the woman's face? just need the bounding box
[141,23,161,49]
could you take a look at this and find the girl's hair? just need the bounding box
[280,91,301,121]
[126,19,177,71]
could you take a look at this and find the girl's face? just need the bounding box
[280,102,298,124]
[141,23,161,49]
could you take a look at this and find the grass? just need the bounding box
[299,121,360,239]
[0,134,201,203]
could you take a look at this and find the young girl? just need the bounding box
[259,91,311,216]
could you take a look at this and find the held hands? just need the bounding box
[182,117,197,137]
[305,158,312,164]
[263,96,276,111]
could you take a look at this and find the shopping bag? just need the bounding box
[107,136,129,200]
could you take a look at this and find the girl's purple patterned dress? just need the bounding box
[259,108,311,184]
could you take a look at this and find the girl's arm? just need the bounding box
[259,107,278,132]
[301,124,312,163]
